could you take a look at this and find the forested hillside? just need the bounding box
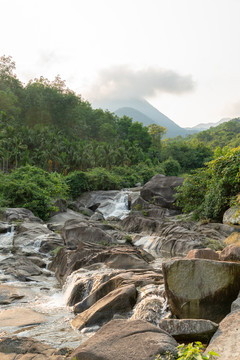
[0,55,212,175]
[1,55,240,221]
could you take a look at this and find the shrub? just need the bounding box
[162,157,181,176]
[176,146,240,221]
[156,341,219,360]
[65,170,89,199]
[86,167,122,190]
[0,165,68,220]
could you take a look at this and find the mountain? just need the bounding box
[115,107,159,127]
[93,97,196,138]
[186,117,231,131]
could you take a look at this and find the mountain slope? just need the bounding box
[93,97,195,138]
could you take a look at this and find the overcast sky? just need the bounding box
[1,0,240,127]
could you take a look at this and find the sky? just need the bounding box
[1,0,240,128]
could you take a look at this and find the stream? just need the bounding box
[0,190,167,350]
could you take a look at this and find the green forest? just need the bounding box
[1,55,240,221]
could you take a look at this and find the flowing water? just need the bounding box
[97,189,132,219]
[0,195,168,349]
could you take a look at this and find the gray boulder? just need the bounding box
[77,190,120,211]
[140,174,184,209]
[223,206,240,225]
[71,319,178,360]
[62,219,114,249]
[158,319,218,343]
[205,310,240,360]
[2,208,42,222]
[49,241,154,285]
[162,258,240,323]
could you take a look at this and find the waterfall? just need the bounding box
[97,190,130,220]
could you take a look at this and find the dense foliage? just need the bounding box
[191,118,240,149]
[176,146,240,221]
[0,165,68,220]
[0,55,212,176]
[2,55,239,222]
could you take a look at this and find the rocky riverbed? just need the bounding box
[0,174,240,359]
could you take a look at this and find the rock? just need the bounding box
[131,296,165,325]
[13,222,52,251]
[186,248,219,260]
[220,244,240,261]
[231,292,240,311]
[2,208,42,222]
[0,222,12,234]
[131,218,234,257]
[0,336,66,360]
[71,284,137,330]
[50,241,154,285]
[90,212,104,221]
[162,258,240,323]
[48,209,86,226]
[39,233,64,253]
[77,190,120,211]
[62,219,114,249]
[73,270,163,312]
[1,255,43,281]
[0,307,46,327]
[0,284,25,305]
[205,310,240,360]
[71,319,177,360]
[50,198,68,216]
[27,256,47,268]
[223,206,240,225]
[140,174,184,209]
[121,214,158,234]
[131,196,159,211]
[158,319,218,343]
[224,232,240,246]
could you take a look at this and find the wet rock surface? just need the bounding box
[1,175,240,359]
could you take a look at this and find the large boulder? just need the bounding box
[71,319,178,360]
[162,258,240,323]
[71,284,137,330]
[205,310,240,360]
[1,255,43,281]
[186,248,219,261]
[49,241,154,285]
[62,219,114,249]
[73,270,163,312]
[158,319,218,343]
[140,174,184,209]
[223,206,240,225]
[2,208,42,222]
[121,214,159,234]
[220,244,240,262]
[77,190,120,211]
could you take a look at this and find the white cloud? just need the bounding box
[87,65,195,101]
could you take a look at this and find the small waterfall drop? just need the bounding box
[0,225,14,260]
[97,190,130,220]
